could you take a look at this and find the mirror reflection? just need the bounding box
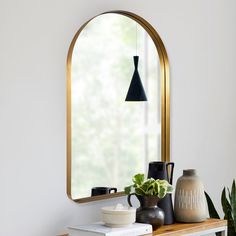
[70,13,161,200]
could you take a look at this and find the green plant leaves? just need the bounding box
[205,191,220,219]
[158,185,167,199]
[167,185,174,193]
[132,173,144,186]
[124,185,132,195]
[205,180,236,236]
[135,187,146,195]
[221,187,232,219]
[204,192,221,236]
[231,180,236,232]
[222,187,235,236]
[221,188,235,236]
[124,173,173,198]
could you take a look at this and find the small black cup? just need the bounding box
[91,187,117,196]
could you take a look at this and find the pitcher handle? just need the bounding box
[166,162,174,184]
[127,193,136,207]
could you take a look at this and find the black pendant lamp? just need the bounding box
[125,56,147,101]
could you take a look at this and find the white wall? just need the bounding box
[0,0,236,235]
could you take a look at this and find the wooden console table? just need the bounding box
[151,218,227,236]
[62,218,227,236]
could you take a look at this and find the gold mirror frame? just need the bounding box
[66,10,170,203]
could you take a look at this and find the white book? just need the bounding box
[68,222,152,236]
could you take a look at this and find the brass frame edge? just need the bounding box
[66,10,170,202]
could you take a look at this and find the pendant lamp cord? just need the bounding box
[136,22,138,56]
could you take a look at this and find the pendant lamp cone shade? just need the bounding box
[125,56,147,101]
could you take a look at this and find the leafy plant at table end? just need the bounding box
[205,179,236,236]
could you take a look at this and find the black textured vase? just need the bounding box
[128,194,164,230]
[148,161,175,225]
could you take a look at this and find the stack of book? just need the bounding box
[68,222,152,236]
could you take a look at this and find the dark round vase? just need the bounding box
[128,194,165,230]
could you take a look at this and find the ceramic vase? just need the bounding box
[148,161,175,224]
[174,169,207,223]
[128,193,165,230]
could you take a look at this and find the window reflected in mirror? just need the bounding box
[70,13,161,199]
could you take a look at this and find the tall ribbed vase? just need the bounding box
[174,169,207,223]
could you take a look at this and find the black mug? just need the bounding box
[91,187,117,196]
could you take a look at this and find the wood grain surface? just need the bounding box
[151,218,227,236]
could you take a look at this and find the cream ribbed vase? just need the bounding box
[174,169,207,223]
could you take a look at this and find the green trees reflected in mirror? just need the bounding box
[70,13,161,199]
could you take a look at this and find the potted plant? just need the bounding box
[124,173,173,230]
[205,179,236,236]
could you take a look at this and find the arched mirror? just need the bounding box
[67,11,170,202]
